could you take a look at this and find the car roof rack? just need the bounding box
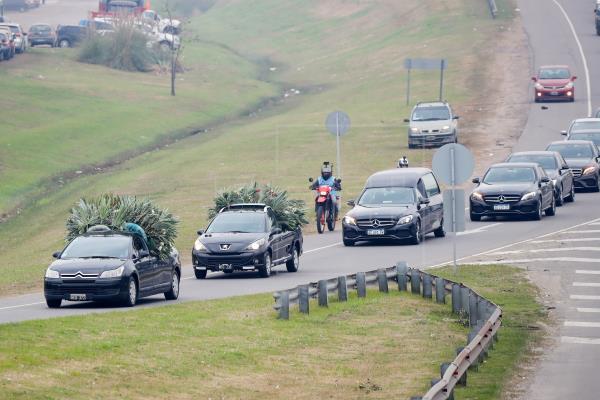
[219,203,270,213]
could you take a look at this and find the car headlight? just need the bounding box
[471,191,484,201]
[565,82,574,89]
[245,238,266,251]
[194,238,207,252]
[521,191,537,201]
[441,125,451,132]
[99,266,124,279]
[397,215,414,225]
[410,127,419,133]
[343,216,357,226]
[583,166,598,175]
[45,268,59,279]
[534,82,544,90]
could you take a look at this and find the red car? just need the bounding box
[532,65,576,102]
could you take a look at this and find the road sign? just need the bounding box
[325,111,351,137]
[443,189,465,233]
[432,143,475,186]
[404,58,448,104]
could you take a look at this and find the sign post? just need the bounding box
[404,58,448,104]
[325,111,351,179]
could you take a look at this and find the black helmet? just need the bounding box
[321,162,332,180]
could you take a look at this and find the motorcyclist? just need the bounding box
[310,162,342,213]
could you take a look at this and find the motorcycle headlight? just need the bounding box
[471,191,484,201]
[521,191,537,201]
[583,166,598,175]
[194,238,207,252]
[343,216,357,226]
[246,238,266,251]
[45,268,59,279]
[99,266,124,279]
[397,215,414,225]
[319,191,328,196]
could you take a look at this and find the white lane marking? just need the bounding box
[182,276,194,280]
[456,223,503,236]
[565,321,600,328]
[531,238,600,244]
[468,257,600,265]
[561,336,600,345]
[560,230,600,234]
[574,282,600,287]
[577,270,600,275]
[587,223,600,226]
[0,301,45,311]
[551,0,592,116]
[577,308,600,313]
[571,295,600,300]
[304,242,342,254]
[488,247,600,256]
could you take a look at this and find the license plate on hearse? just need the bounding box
[69,294,87,301]
[493,204,510,211]
[367,229,385,236]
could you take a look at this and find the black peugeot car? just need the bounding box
[44,226,181,308]
[342,168,445,246]
[506,151,575,205]
[470,163,555,221]
[546,140,600,192]
[192,204,303,278]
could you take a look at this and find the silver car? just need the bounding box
[561,118,600,150]
[405,101,459,149]
[0,23,26,53]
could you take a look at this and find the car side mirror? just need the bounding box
[197,229,204,235]
[596,156,600,163]
[403,118,410,123]
[52,251,61,259]
[472,177,480,184]
[271,227,282,235]
[572,76,577,81]
[531,76,537,82]
[138,249,150,258]
[420,198,430,205]
[308,177,313,183]
[453,115,459,120]
[347,199,355,207]
[541,177,550,183]
[561,130,567,136]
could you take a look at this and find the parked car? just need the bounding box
[561,118,600,150]
[342,168,445,246]
[532,65,576,102]
[0,23,26,53]
[505,151,575,205]
[595,4,600,36]
[546,140,600,192]
[0,32,12,61]
[192,204,303,278]
[55,25,86,47]
[28,23,55,47]
[404,101,459,148]
[0,26,15,57]
[44,225,181,308]
[142,9,181,35]
[3,0,39,11]
[470,163,555,221]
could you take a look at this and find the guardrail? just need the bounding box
[487,0,498,18]
[273,262,502,400]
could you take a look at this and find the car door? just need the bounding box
[421,173,443,233]
[416,178,433,232]
[267,210,283,262]
[538,168,553,208]
[132,236,156,291]
[557,154,574,195]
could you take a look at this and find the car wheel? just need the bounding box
[343,238,355,246]
[433,220,446,237]
[121,277,138,307]
[46,298,61,308]
[259,253,272,278]
[164,270,180,300]
[532,199,543,221]
[409,220,422,245]
[545,196,556,216]
[565,185,575,203]
[470,212,481,222]
[286,247,300,272]
[555,186,564,206]
[59,39,70,48]
[194,268,207,279]
[594,176,600,193]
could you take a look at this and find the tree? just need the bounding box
[162,1,185,96]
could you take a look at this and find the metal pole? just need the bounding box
[335,113,341,179]
[439,60,445,101]
[406,67,411,105]
[451,147,457,273]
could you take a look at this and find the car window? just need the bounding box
[132,235,148,254]
[571,121,600,131]
[206,212,267,233]
[61,236,130,259]
[570,133,600,146]
[421,173,440,197]
[557,154,569,169]
[267,209,277,230]
[508,154,557,169]
[416,179,426,198]
[412,106,450,121]
[358,187,416,207]
[547,143,594,159]
[483,167,536,184]
[538,68,570,79]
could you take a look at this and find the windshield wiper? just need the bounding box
[229,230,252,234]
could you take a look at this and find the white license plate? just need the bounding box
[493,204,510,211]
[550,91,559,95]
[426,136,436,141]
[69,294,87,301]
[367,229,385,236]
[219,264,233,270]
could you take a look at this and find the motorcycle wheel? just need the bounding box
[327,207,336,231]
[316,205,325,234]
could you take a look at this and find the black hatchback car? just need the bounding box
[44,227,181,308]
[506,151,575,205]
[546,140,600,192]
[55,25,86,48]
[342,168,445,246]
[470,163,555,221]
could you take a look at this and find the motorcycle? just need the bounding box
[309,178,341,234]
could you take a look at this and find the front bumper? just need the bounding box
[574,174,598,190]
[470,198,539,217]
[192,250,267,272]
[535,88,574,101]
[44,277,127,301]
[408,132,455,147]
[342,221,417,242]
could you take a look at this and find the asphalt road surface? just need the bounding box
[0,0,599,397]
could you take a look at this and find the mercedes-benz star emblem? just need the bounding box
[371,219,381,227]
[498,195,506,203]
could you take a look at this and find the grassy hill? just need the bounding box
[0,0,513,294]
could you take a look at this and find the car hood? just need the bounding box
[474,182,537,195]
[49,258,125,274]
[410,120,452,130]
[346,204,417,220]
[538,78,571,86]
[199,232,267,253]
[565,158,595,168]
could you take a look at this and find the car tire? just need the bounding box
[555,187,564,206]
[532,199,543,221]
[594,176,600,193]
[258,252,272,278]
[121,276,138,307]
[46,298,61,308]
[343,238,355,246]
[194,268,207,279]
[565,185,575,203]
[58,39,70,48]
[164,270,180,300]
[286,247,300,272]
[545,196,556,216]
[409,220,422,245]
[408,143,416,149]
[470,212,481,222]
[433,220,446,237]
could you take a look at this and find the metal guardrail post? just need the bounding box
[397,261,408,291]
[460,286,470,315]
[469,293,478,327]
[278,291,289,320]
[299,285,309,314]
[435,277,445,304]
[411,269,421,294]
[338,276,348,301]
[356,272,366,298]
[318,280,328,307]
[487,0,498,18]
[451,283,461,313]
[422,274,432,299]
[377,269,389,293]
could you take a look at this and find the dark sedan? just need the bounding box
[506,151,575,205]
[44,229,181,308]
[546,140,600,192]
[470,163,555,221]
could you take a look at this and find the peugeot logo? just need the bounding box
[371,219,381,227]
[498,195,506,203]
[220,244,231,251]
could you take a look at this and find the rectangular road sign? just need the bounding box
[404,58,447,70]
[443,189,465,233]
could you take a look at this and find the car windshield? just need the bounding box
[483,167,536,184]
[358,187,416,207]
[2,26,19,33]
[31,25,51,33]
[508,154,557,170]
[60,236,130,259]
[412,106,450,121]
[570,133,600,146]
[206,212,266,233]
[538,68,570,79]
[547,144,594,159]
[571,121,600,131]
